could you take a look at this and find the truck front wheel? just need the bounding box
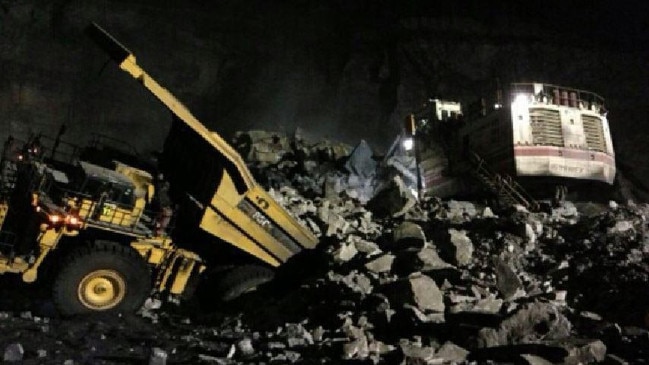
[53,241,151,316]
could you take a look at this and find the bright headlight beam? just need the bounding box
[402,138,414,151]
[513,93,529,106]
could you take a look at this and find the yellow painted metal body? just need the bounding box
[131,237,204,294]
[0,219,73,282]
[76,198,140,227]
[0,164,202,298]
[0,201,7,231]
[78,269,126,310]
[87,23,318,268]
[0,211,202,296]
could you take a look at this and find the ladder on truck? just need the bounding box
[466,151,538,211]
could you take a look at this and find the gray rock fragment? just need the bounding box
[343,338,370,360]
[520,354,555,365]
[447,200,477,221]
[447,229,474,266]
[197,354,229,364]
[342,324,370,360]
[393,221,426,243]
[268,341,286,349]
[311,326,325,342]
[605,354,629,364]
[477,302,572,347]
[608,220,634,235]
[564,339,606,365]
[409,273,445,312]
[525,223,537,245]
[3,343,23,362]
[552,201,579,222]
[579,311,603,321]
[367,176,417,218]
[399,340,435,363]
[333,270,373,295]
[405,303,446,323]
[483,206,496,218]
[494,257,524,300]
[344,139,377,178]
[333,241,358,262]
[365,254,395,274]
[237,338,255,357]
[286,323,314,347]
[349,235,382,256]
[149,348,168,365]
[435,341,469,362]
[417,246,452,270]
[472,295,504,314]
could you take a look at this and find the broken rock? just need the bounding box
[446,200,478,221]
[417,246,452,270]
[3,344,23,362]
[347,235,382,256]
[471,295,504,314]
[408,273,445,312]
[333,241,358,262]
[520,354,555,365]
[399,340,435,364]
[435,341,469,363]
[393,221,426,243]
[344,139,377,178]
[446,229,474,266]
[237,338,255,357]
[149,348,168,365]
[477,302,572,347]
[365,254,395,274]
[493,257,524,300]
[331,270,374,295]
[367,175,417,218]
[563,339,606,365]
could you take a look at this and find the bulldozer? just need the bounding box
[0,23,318,316]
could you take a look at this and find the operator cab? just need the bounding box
[40,161,153,236]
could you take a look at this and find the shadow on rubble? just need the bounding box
[552,211,649,329]
[0,274,56,316]
[186,241,336,327]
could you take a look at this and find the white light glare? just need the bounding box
[513,93,530,106]
[402,138,414,151]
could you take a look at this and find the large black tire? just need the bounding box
[52,241,151,316]
[215,265,274,302]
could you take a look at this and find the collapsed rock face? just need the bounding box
[2,130,649,364]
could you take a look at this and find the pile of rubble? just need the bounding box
[209,190,646,364]
[1,130,648,364]
[165,130,646,364]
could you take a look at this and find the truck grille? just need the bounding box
[529,108,564,147]
[582,115,607,152]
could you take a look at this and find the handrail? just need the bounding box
[510,82,605,104]
[36,180,174,236]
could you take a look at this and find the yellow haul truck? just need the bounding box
[0,23,318,316]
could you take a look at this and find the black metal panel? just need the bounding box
[162,117,248,210]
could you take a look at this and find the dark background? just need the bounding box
[1,0,647,172]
